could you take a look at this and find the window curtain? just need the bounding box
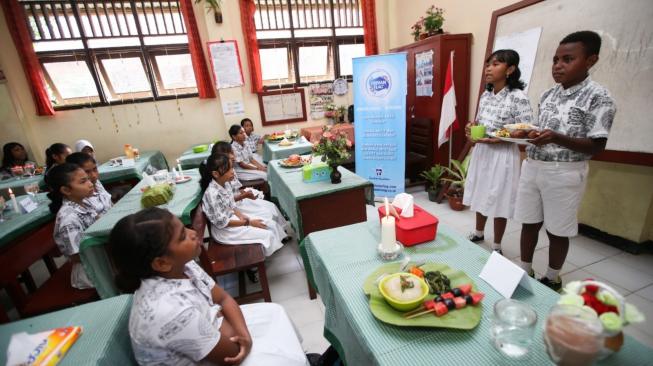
[2,0,55,116]
[361,0,378,55]
[179,0,216,98]
[239,0,263,93]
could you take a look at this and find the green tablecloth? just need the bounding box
[0,295,135,365]
[80,169,203,298]
[98,150,168,184]
[268,161,373,240]
[262,138,313,163]
[178,143,212,170]
[303,222,653,366]
[0,193,53,250]
[0,175,46,200]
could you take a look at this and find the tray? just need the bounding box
[363,262,482,329]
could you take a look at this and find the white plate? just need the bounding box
[503,123,538,132]
[490,132,534,146]
[175,176,192,184]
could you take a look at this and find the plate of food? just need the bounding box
[278,154,306,168]
[363,262,484,329]
[278,138,295,147]
[175,175,192,184]
[266,133,285,143]
[491,128,540,146]
[503,122,539,132]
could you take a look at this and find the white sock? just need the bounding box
[520,261,532,273]
[491,243,501,250]
[474,230,484,237]
[545,267,561,280]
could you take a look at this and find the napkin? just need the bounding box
[142,172,155,187]
[392,193,414,218]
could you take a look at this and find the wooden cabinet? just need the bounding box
[392,34,472,173]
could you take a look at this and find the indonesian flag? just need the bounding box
[437,51,459,147]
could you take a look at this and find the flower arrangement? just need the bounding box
[411,6,445,41]
[312,126,352,167]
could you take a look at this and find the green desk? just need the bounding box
[0,193,53,251]
[80,169,202,298]
[98,150,168,184]
[0,175,46,200]
[303,222,653,365]
[177,143,212,170]
[0,295,136,365]
[262,138,313,163]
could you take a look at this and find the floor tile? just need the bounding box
[266,245,303,279]
[634,285,653,302]
[585,258,653,293]
[609,252,653,277]
[299,318,330,354]
[269,269,310,302]
[279,294,324,328]
[531,247,578,276]
[624,294,653,338]
[560,268,630,296]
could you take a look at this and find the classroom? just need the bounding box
[1,0,652,365]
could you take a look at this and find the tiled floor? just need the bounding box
[3,188,652,356]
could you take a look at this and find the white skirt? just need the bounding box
[235,167,268,181]
[463,143,520,219]
[237,198,289,233]
[211,213,284,257]
[239,303,309,366]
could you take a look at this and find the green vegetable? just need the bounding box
[596,291,619,307]
[141,183,174,208]
[599,312,623,332]
[625,303,645,324]
[424,271,451,295]
[558,294,584,307]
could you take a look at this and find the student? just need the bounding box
[74,139,95,157]
[212,142,289,235]
[1,142,29,174]
[201,154,284,257]
[230,124,267,181]
[241,118,263,163]
[47,163,97,289]
[66,152,112,215]
[45,143,72,175]
[464,49,533,254]
[515,31,616,291]
[108,207,311,366]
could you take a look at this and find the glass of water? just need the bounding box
[0,197,6,222]
[491,299,537,359]
[24,182,40,203]
[23,162,36,177]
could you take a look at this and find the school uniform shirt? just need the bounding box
[129,260,222,366]
[476,87,533,131]
[245,133,261,154]
[232,141,254,165]
[202,180,236,231]
[53,199,97,289]
[527,77,616,162]
[231,141,268,181]
[85,180,112,216]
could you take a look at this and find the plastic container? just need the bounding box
[378,204,438,246]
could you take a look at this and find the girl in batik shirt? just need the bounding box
[463,49,533,254]
[66,152,112,216]
[230,124,268,181]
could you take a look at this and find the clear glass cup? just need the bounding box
[153,171,168,185]
[10,166,24,180]
[24,182,40,204]
[23,162,36,177]
[491,299,538,359]
[0,197,6,222]
[544,305,604,366]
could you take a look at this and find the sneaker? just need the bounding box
[467,233,484,242]
[306,353,322,366]
[246,268,259,283]
[527,269,535,278]
[539,276,562,292]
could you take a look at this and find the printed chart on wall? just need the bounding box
[415,50,434,97]
[207,40,244,89]
[308,83,334,119]
[493,27,542,93]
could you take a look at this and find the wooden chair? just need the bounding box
[240,178,269,199]
[191,205,271,303]
[405,117,434,182]
[0,221,99,322]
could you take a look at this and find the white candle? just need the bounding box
[8,188,19,213]
[176,159,183,176]
[381,216,396,252]
[384,197,389,217]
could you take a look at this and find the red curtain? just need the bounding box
[361,0,378,55]
[2,0,54,116]
[179,0,216,98]
[240,0,263,93]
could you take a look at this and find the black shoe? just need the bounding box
[282,235,293,243]
[539,276,562,292]
[528,269,535,278]
[493,249,503,255]
[306,353,321,366]
[467,232,484,242]
[246,268,259,283]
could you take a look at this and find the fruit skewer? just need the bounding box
[403,292,484,319]
[403,283,474,317]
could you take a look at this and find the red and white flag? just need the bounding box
[437,51,459,147]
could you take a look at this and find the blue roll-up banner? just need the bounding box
[353,53,407,198]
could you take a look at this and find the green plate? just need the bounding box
[363,262,482,329]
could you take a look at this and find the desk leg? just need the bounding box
[308,280,317,300]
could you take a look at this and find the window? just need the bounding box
[19,0,197,109]
[254,0,366,89]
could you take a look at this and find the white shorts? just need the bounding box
[514,159,589,237]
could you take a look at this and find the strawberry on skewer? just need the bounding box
[404,292,484,319]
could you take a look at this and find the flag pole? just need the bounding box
[448,51,455,169]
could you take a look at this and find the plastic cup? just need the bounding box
[471,125,486,140]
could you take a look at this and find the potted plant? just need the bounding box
[423,6,445,35]
[440,158,468,211]
[324,103,337,124]
[312,126,352,184]
[410,18,424,41]
[336,105,347,123]
[420,165,444,202]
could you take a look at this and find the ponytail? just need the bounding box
[199,153,232,192]
[46,163,81,214]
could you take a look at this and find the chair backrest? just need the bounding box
[0,221,57,282]
[407,117,434,159]
[190,203,213,273]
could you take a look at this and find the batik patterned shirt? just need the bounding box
[245,133,260,154]
[53,199,98,257]
[202,180,236,230]
[476,87,533,133]
[232,141,253,164]
[129,261,222,366]
[85,180,112,216]
[527,77,616,162]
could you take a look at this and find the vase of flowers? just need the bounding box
[411,6,445,41]
[312,126,352,184]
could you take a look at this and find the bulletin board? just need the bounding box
[257,89,307,126]
[483,0,653,166]
[207,40,244,89]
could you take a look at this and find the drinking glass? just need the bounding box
[10,166,24,180]
[491,299,537,359]
[24,182,40,203]
[23,162,36,177]
[0,197,6,222]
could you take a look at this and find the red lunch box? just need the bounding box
[378,204,439,246]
